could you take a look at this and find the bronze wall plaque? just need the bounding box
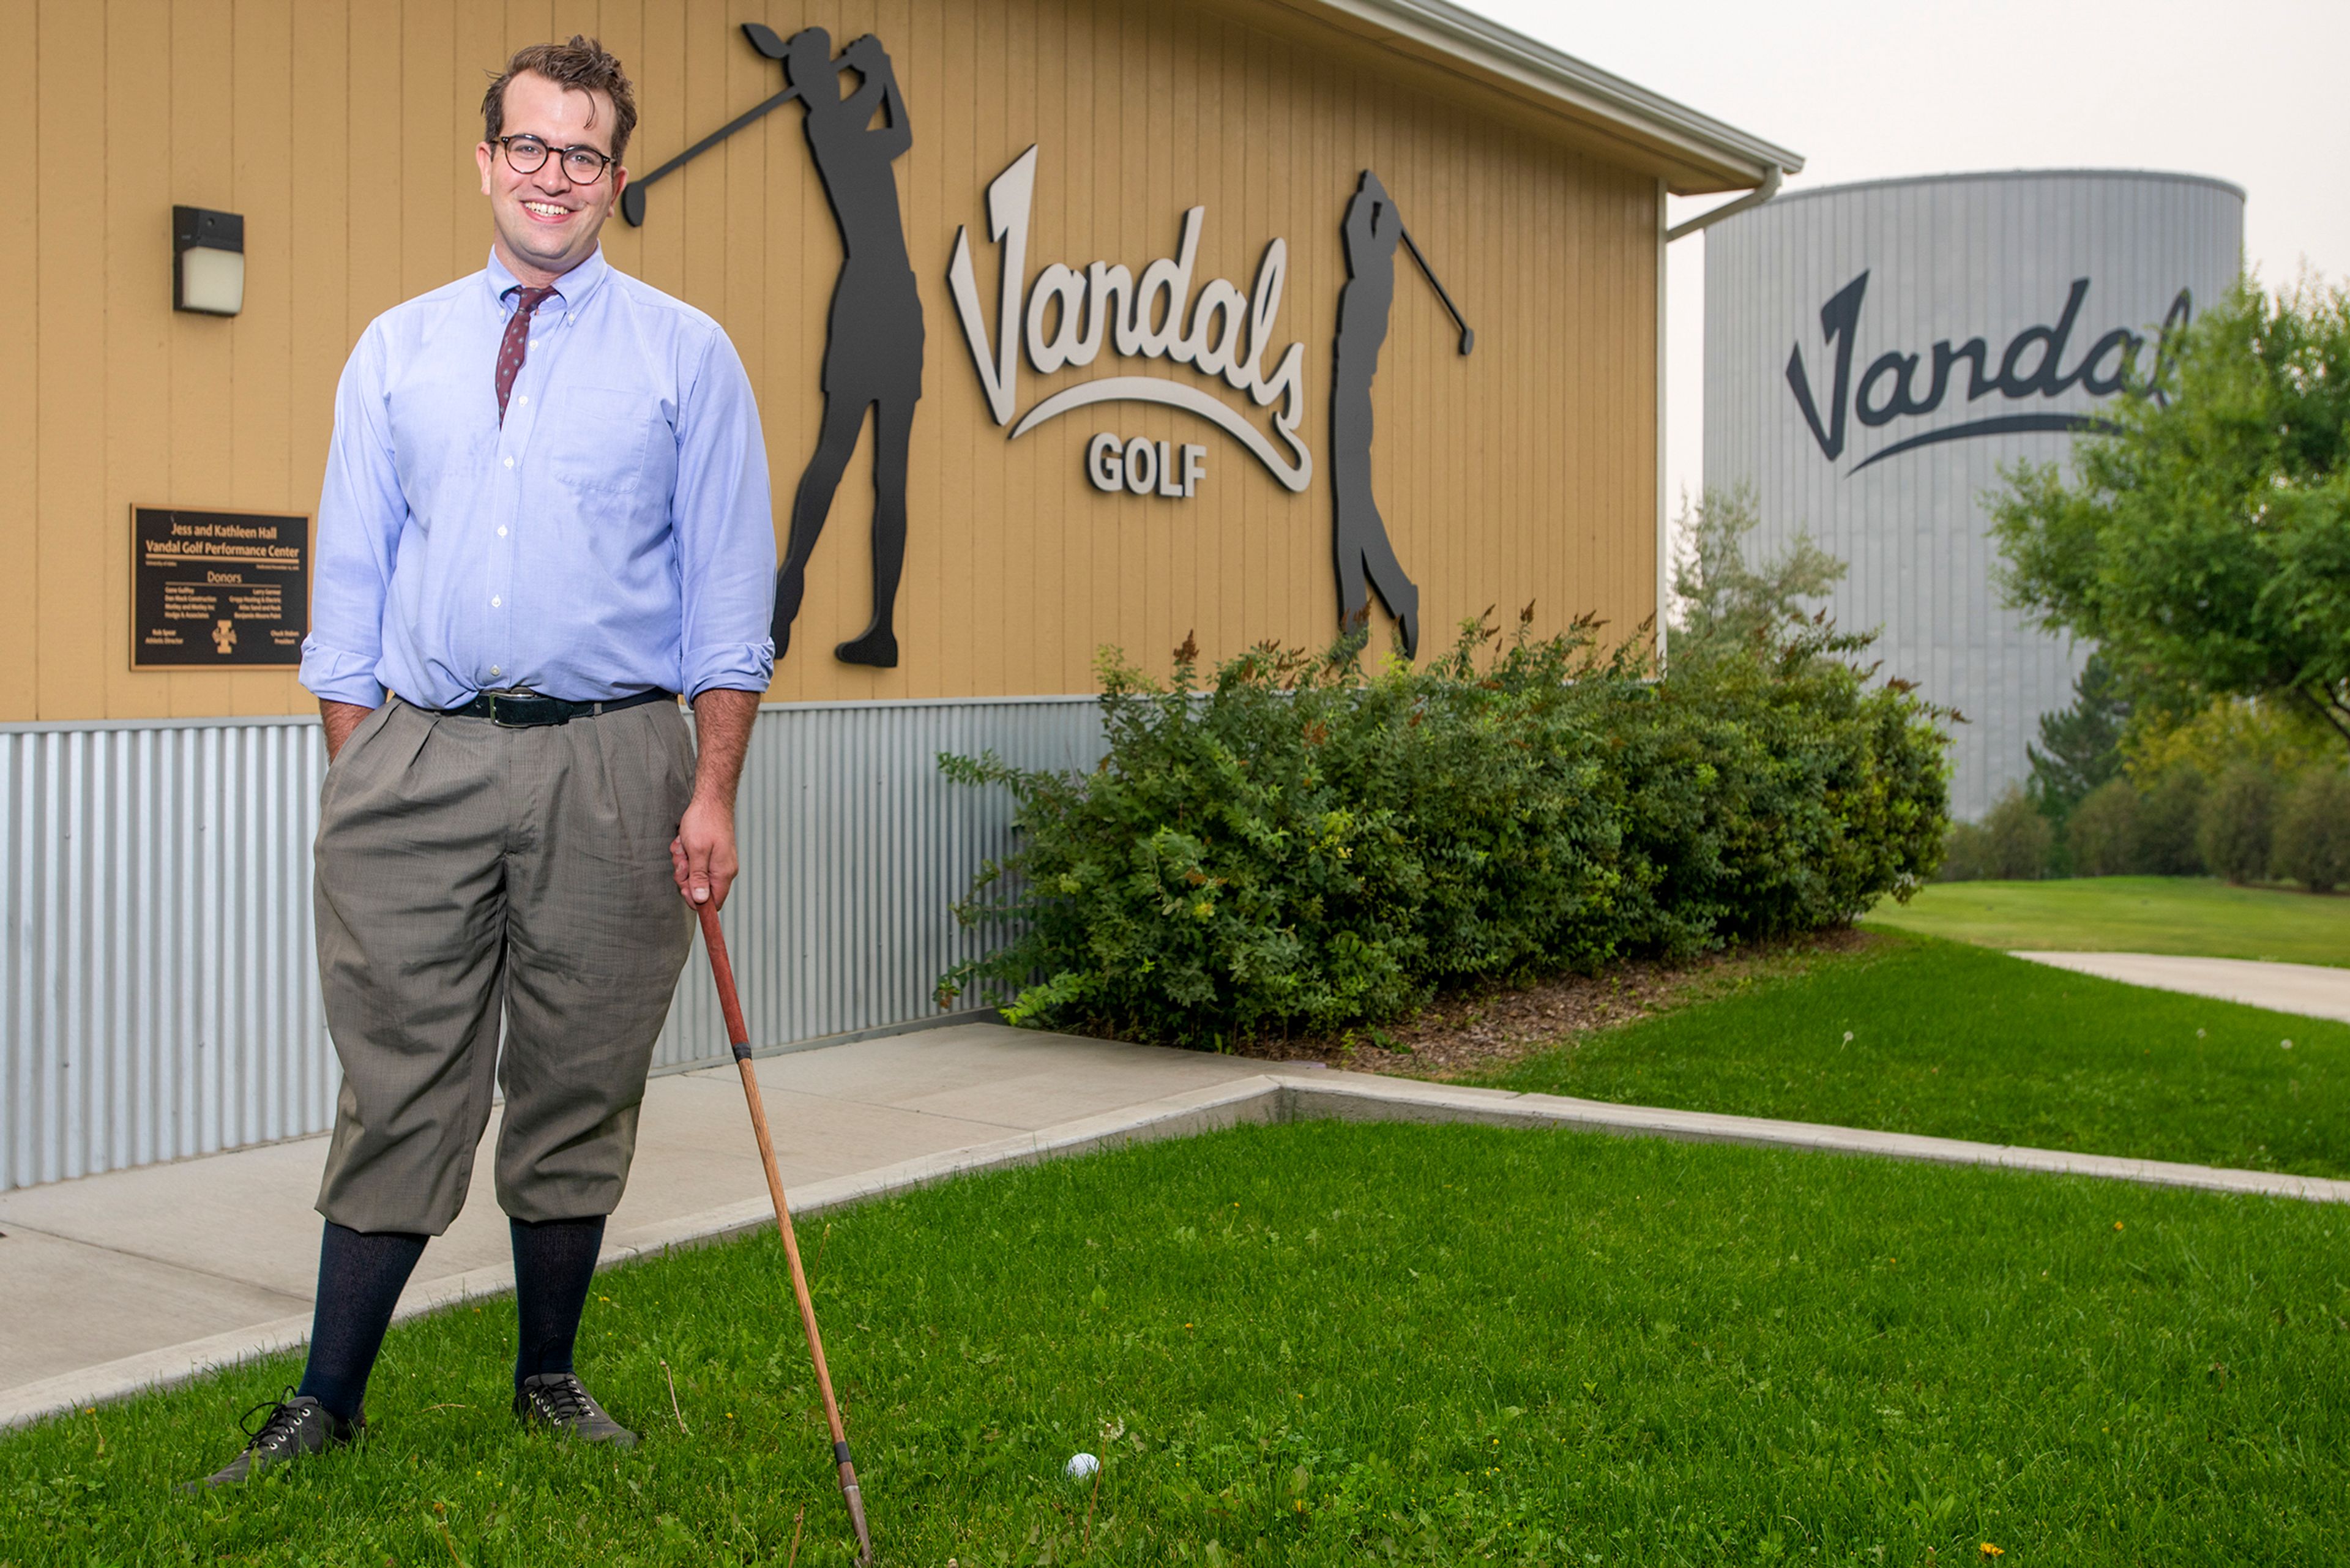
[132,506,310,668]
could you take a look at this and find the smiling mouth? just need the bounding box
[521,200,573,220]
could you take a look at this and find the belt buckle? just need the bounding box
[486,689,561,728]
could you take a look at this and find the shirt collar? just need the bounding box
[482,245,611,315]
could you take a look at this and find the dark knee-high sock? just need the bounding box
[296,1221,428,1422]
[511,1215,606,1387]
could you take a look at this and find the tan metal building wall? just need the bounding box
[0,0,1700,723]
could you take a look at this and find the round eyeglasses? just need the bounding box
[494,135,616,185]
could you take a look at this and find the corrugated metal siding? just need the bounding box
[1,718,330,1195]
[0,697,1101,1192]
[649,697,1103,1070]
[1702,171,2244,819]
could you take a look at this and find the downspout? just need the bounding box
[1664,165,1781,242]
[1657,163,1781,671]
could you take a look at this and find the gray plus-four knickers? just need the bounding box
[312,696,697,1234]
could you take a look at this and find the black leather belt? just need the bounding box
[436,689,675,727]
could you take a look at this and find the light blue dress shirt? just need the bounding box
[300,248,777,709]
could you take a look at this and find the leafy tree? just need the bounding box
[1991,278,2350,756]
[2027,653,2130,823]
[2122,690,2334,785]
[1671,485,1846,659]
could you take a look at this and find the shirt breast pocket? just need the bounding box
[543,386,660,506]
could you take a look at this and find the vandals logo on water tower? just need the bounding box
[1785,271,2191,475]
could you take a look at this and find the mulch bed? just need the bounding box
[1229,925,1881,1081]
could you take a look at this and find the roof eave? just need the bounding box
[1291,0,1804,195]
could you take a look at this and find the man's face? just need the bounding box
[475,71,628,283]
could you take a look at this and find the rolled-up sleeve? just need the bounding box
[299,325,405,708]
[671,329,778,700]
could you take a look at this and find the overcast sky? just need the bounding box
[1465,0,2350,515]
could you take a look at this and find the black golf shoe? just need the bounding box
[182,1392,362,1491]
[514,1372,637,1447]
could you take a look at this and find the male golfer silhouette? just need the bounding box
[1332,171,1474,659]
[1331,172,1422,657]
[772,29,922,668]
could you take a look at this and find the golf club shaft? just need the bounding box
[697,902,875,1565]
[623,82,803,221]
[1395,221,1474,352]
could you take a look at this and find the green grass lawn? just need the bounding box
[1862,876,2350,966]
[4,1119,2346,1566]
[1474,935,2350,1178]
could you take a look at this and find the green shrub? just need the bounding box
[2272,770,2350,892]
[939,616,1950,1049]
[2138,766,2208,875]
[1938,820,1991,882]
[1979,785,2056,879]
[2065,777,2143,876]
[2198,763,2281,884]
[1936,787,2055,883]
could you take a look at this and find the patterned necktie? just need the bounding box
[496,285,557,424]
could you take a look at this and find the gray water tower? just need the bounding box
[1702,169,2244,819]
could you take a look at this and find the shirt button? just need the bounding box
[503,457,514,469]
[491,665,502,676]
[491,595,502,608]
[498,526,508,537]
[517,394,528,406]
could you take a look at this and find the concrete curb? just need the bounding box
[9,1068,2346,1430]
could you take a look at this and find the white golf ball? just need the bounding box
[1064,1452,1100,1480]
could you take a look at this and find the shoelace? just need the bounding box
[237,1390,312,1454]
[528,1375,596,1424]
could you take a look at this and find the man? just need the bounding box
[190,36,775,1488]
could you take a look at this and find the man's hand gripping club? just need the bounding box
[672,688,761,912]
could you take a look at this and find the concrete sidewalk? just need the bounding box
[0,1025,1266,1426]
[7,1019,2350,1432]
[2012,951,2350,1025]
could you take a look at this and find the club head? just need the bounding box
[621,184,647,228]
[1458,327,1475,356]
[742,22,790,59]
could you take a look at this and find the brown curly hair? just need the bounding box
[482,35,638,166]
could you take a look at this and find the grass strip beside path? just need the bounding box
[1862,876,2350,967]
[5,1121,2346,1566]
[1475,935,2350,1179]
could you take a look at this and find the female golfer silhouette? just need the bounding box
[1330,170,1422,657]
[772,29,922,668]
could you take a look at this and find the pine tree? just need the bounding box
[2027,653,2130,824]
[1669,486,1845,657]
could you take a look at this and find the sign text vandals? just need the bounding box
[949,146,1313,491]
[1786,271,2191,474]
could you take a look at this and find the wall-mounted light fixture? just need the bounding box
[173,206,244,316]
